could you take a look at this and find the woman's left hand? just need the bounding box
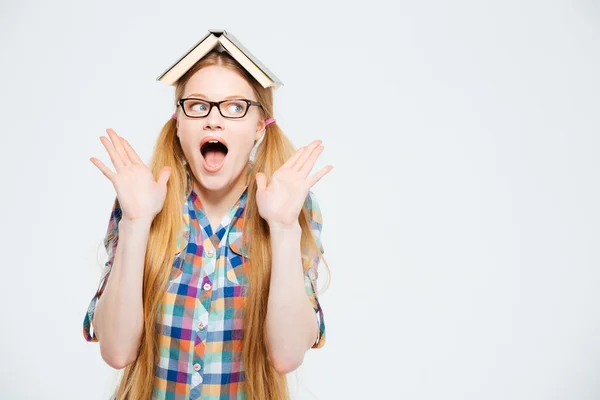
[256,140,333,229]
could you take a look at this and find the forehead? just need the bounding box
[184,66,255,100]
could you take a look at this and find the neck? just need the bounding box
[193,163,250,229]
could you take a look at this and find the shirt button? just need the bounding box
[203,283,211,291]
[193,363,201,371]
[206,249,214,258]
[198,322,205,330]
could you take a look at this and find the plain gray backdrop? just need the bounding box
[1,0,599,399]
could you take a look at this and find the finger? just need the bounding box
[157,166,172,186]
[106,128,132,166]
[299,145,324,177]
[90,157,116,180]
[121,137,144,165]
[306,165,333,188]
[292,140,322,171]
[255,172,267,193]
[281,146,306,169]
[100,135,125,171]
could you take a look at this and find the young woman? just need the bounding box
[83,49,332,400]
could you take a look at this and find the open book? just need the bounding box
[156,29,283,90]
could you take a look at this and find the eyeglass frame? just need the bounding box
[176,97,264,119]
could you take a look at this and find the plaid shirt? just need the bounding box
[83,169,326,399]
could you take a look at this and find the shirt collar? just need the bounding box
[175,165,252,258]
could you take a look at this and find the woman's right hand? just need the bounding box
[90,128,172,223]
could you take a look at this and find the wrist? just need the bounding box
[267,220,301,232]
[119,217,154,231]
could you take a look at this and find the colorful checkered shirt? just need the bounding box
[83,169,326,399]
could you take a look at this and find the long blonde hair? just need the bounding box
[112,50,329,399]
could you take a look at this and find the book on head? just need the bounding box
[156,29,283,90]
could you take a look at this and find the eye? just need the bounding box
[190,101,208,112]
[225,101,245,114]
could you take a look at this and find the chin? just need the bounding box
[195,161,231,191]
[188,137,251,194]
[193,157,249,194]
[196,171,231,192]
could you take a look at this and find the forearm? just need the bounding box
[264,222,318,374]
[93,218,150,369]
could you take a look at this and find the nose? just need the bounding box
[204,103,225,130]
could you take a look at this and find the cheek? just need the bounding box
[230,127,259,154]
[178,139,199,163]
[239,137,259,157]
[177,128,197,149]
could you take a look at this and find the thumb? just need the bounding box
[158,166,172,186]
[255,172,267,193]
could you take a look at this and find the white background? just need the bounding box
[1,0,599,399]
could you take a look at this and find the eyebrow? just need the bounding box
[185,93,250,100]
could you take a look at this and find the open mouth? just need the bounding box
[200,138,229,172]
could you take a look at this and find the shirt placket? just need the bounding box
[190,204,240,399]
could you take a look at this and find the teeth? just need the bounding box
[208,140,218,143]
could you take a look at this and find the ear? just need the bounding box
[255,119,266,141]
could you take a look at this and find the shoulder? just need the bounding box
[304,191,323,226]
[104,196,122,249]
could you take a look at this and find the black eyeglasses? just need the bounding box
[177,98,263,119]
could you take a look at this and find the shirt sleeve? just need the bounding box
[302,191,326,349]
[82,196,122,342]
